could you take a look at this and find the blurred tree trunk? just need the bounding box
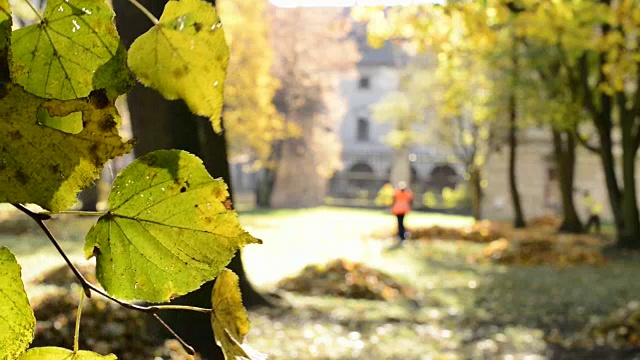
[469,167,482,221]
[508,42,526,228]
[552,129,583,233]
[255,142,282,208]
[113,0,271,357]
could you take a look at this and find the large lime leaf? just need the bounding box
[84,150,260,302]
[19,347,116,359]
[127,0,229,132]
[0,84,134,211]
[0,247,36,359]
[211,269,267,360]
[11,0,132,100]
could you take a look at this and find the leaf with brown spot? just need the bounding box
[84,150,260,302]
[0,84,133,211]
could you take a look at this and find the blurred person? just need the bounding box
[583,190,602,235]
[390,181,413,248]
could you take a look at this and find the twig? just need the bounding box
[14,204,92,298]
[127,0,159,25]
[22,0,43,22]
[13,204,211,354]
[74,288,85,354]
[153,314,196,355]
[53,210,106,217]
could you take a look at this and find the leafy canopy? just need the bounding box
[128,0,229,132]
[84,150,261,302]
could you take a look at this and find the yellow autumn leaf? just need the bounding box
[127,0,229,132]
[211,269,267,360]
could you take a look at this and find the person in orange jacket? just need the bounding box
[391,181,413,244]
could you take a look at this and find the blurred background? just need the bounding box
[6,0,640,359]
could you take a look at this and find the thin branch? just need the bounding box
[74,289,85,354]
[153,314,196,355]
[127,0,159,25]
[13,204,212,354]
[22,0,43,22]
[152,305,213,314]
[575,132,601,153]
[51,210,106,217]
[14,204,92,298]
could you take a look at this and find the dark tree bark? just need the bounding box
[552,129,583,233]
[508,37,526,228]
[255,141,282,208]
[617,93,640,247]
[508,91,526,228]
[113,0,272,357]
[469,167,482,221]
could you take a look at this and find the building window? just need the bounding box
[358,76,370,89]
[356,117,369,142]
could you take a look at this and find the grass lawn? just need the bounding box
[3,206,640,359]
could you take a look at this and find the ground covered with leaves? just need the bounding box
[4,206,640,359]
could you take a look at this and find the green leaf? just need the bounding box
[11,0,132,100]
[0,247,36,359]
[19,347,116,359]
[0,85,134,211]
[84,150,261,302]
[127,0,229,132]
[211,269,267,360]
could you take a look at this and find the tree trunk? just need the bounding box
[469,167,482,221]
[552,129,583,233]
[508,91,526,228]
[618,102,640,247]
[270,127,325,208]
[508,36,526,228]
[113,1,271,357]
[596,121,625,240]
[255,141,283,208]
[255,168,275,208]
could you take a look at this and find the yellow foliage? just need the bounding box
[375,183,394,207]
[219,0,287,167]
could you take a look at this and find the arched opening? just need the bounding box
[427,164,459,192]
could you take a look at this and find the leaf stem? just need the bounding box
[14,204,92,298]
[13,203,211,355]
[153,314,196,355]
[22,0,43,22]
[127,0,159,25]
[54,210,107,216]
[151,304,213,314]
[74,288,85,354]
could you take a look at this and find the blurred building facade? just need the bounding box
[327,25,466,204]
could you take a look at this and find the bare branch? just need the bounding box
[13,204,212,355]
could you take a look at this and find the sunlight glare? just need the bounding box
[270,0,445,7]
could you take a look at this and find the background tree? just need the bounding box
[218,0,291,208]
[268,7,358,208]
[361,5,508,221]
[515,0,640,247]
[518,42,586,233]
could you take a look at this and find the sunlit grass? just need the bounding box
[239,206,473,288]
